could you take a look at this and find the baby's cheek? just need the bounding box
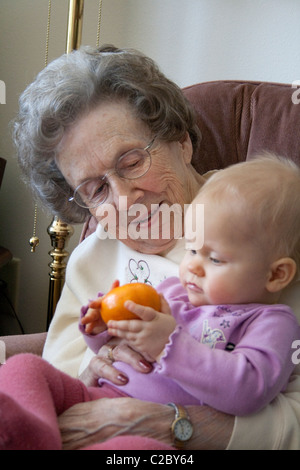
[207,279,233,305]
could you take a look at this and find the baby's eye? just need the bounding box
[184,246,197,255]
[209,257,223,265]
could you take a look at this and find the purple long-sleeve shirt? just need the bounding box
[80,277,300,416]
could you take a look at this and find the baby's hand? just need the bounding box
[81,297,104,334]
[81,280,120,335]
[107,295,176,362]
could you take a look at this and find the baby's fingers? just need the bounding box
[89,298,102,309]
[84,322,99,335]
[107,319,142,337]
[81,309,100,325]
[110,279,120,290]
[125,300,157,321]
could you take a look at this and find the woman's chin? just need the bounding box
[121,236,179,256]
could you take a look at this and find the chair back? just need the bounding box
[183,80,300,174]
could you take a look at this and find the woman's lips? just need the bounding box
[132,203,161,227]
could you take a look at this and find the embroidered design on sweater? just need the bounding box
[128,258,151,284]
[201,319,226,349]
[214,305,233,316]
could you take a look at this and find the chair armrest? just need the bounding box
[0,332,47,359]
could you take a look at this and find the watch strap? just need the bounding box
[168,402,185,419]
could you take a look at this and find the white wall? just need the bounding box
[1,0,300,333]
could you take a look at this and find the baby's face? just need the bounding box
[179,195,273,306]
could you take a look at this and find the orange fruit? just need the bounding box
[101,282,161,323]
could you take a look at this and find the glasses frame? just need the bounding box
[68,136,156,209]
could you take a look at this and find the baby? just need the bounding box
[81,154,300,416]
[1,154,299,450]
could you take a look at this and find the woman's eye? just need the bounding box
[91,183,107,200]
[118,152,144,174]
[126,157,140,169]
[95,184,105,194]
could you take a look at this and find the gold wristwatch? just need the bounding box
[168,402,193,448]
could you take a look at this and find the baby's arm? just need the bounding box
[107,295,177,362]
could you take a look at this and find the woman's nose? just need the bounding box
[109,177,145,211]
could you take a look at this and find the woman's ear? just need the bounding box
[180,132,193,164]
[266,257,297,293]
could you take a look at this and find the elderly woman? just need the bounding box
[10,45,300,450]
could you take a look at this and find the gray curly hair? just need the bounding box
[13,45,201,224]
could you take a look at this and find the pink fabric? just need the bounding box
[81,436,174,450]
[0,354,174,450]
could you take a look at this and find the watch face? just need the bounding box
[174,418,193,441]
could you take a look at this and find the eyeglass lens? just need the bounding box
[74,148,151,208]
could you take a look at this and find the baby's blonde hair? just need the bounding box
[197,154,300,278]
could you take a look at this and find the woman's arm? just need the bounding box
[58,397,234,450]
[228,364,300,450]
[0,333,47,359]
[77,333,300,450]
[72,339,234,450]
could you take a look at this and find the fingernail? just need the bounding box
[139,360,152,371]
[117,374,128,384]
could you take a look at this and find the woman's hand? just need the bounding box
[79,337,153,388]
[58,398,234,450]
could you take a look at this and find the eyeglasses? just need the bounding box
[68,137,156,209]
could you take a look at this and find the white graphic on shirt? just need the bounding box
[128,258,152,284]
[201,320,226,349]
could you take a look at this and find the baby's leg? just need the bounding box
[0,353,92,450]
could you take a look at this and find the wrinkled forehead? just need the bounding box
[56,101,150,188]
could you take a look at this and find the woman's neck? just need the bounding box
[186,165,206,203]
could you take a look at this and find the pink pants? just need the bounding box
[0,353,173,450]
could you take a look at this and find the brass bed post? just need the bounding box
[47,217,74,329]
[46,0,84,330]
[66,0,84,53]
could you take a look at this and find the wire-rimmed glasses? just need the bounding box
[68,136,156,209]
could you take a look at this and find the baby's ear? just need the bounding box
[266,258,297,293]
